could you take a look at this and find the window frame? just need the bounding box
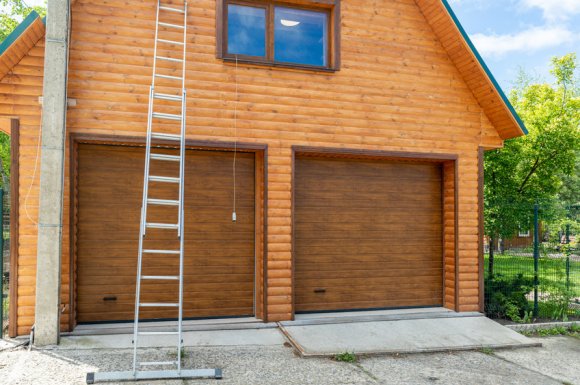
[518,228,530,238]
[217,0,340,71]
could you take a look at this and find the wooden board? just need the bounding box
[294,156,443,312]
[76,144,255,323]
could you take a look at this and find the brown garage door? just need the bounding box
[76,144,255,323]
[295,156,443,312]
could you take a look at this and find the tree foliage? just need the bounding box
[0,0,46,41]
[484,53,580,239]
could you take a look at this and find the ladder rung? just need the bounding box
[156,56,184,63]
[140,303,179,308]
[138,331,179,335]
[139,361,178,366]
[151,133,181,141]
[146,222,179,230]
[153,93,183,102]
[159,22,185,29]
[148,198,179,206]
[152,112,182,121]
[150,153,181,162]
[149,175,180,183]
[142,275,179,280]
[142,249,180,254]
[159,5,185,13]
[157,38,185,46]
[155,74,183,81]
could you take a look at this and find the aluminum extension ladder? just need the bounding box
[87,1,220,383]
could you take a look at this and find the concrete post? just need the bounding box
[34,0,71,346]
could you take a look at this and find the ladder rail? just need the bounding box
[133,84,155,374]
[177,2,188,371]
[151,0,161,89]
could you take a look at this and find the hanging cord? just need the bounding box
[24,103,44,225]
[232,56,238,223]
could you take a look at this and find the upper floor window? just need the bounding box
[218,0,340,70]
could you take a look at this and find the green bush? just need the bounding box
[485,273,534,322]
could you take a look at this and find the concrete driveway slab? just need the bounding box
[495,336,580,385]
[280,316,540,356]
[59,328,286,350]
[359,350,563,385]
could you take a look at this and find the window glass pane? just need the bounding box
[274,7,328,67]
[227,4,266,57]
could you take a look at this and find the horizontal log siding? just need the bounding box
[0,35,73,335]
[4,0,498,333]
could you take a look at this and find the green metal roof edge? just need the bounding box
[0,10,41,57]
[440,0,528,136]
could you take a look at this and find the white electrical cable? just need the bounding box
[232,56,238,223]
[24,104,43,226]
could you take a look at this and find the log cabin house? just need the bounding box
[1,0,526,338]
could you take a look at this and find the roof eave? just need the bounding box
[0,10,45,82]
[440,0,528,138]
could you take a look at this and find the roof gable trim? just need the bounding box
[0,10,41,56]
[441,0,528,136]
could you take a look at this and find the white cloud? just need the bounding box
[520,0,580,21]
[471,26,577,57]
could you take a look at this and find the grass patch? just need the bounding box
[334,351,357,363]
[520,324,580,337]
[479,347,495,355]
[484,254,580,297]
[169,347,188,361]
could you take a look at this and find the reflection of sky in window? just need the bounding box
[274,7,327,67]
[227,4,266,57]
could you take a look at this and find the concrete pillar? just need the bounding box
[34,0,71,346]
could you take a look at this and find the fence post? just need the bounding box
[0,188,3,339]
[488,236,495,278]
[533,203,539,317]
[566,256,571,291]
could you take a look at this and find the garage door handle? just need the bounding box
[103,296,117,301]
[314,288,326,294]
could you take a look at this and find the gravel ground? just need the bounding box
[1,336,578,385]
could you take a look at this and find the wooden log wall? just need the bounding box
[0,34,74,336]
[1,0,508,334]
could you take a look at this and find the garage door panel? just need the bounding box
[299,158,442,178]
[76,144,255,323]
[296,288,443,302]
[295,238,442,248]
[295,156,443,312]
[296,183,441,197]
[296,216,443,229]
[296,244,442,256]
[296,260,444,271]
[293,253,444,264]
[296,209,442,223]
[297,297,443,312]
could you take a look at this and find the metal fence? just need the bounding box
[484,204,580,322]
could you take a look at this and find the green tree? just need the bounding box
[0,0,46,41]
[484,53,580,275]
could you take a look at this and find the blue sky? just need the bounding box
[447,0,580,92]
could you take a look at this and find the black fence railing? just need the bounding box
[484,204,579,323]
